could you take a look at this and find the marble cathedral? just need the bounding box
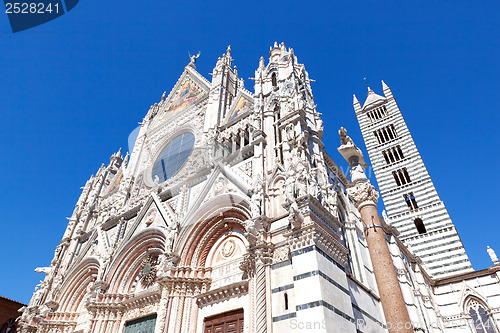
[19,43,500,333]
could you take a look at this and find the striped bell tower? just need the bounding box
[353,81,473,278]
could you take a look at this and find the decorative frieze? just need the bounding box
[196,281,249,307]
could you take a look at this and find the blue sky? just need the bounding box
[1,1,499,304]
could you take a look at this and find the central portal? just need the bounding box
[124,314,157,333]
[203,309,244,333]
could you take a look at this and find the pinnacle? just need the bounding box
[353,94,360,104]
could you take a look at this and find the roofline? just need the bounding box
[0,295,26,306]
[433,265,500,285]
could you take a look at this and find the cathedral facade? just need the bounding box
[19,44,500,333]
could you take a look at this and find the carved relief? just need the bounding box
[144,209,156,226]
[347,179,379,208]
[138,256,159,287]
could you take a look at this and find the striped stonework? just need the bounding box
[353,82,473,278]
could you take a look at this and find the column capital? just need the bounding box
[347,179,379,209]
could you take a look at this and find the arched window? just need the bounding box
[272,73,277,87]
[414,218,426,234]
[466,298,497,333]
[284,292,289,310]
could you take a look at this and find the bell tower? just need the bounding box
[353,81,473,277]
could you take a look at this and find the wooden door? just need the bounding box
[204,309,244,333]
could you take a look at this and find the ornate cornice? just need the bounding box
[286,223,348,268]
[157,275,211,297]
[196,281,248,307]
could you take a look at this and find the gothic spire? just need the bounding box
[353,94,360,105]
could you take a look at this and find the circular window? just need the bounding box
[152,132,195,183]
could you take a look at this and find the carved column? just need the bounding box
[231,134,237,153]
[241,238,273,333]
[155,283,171,333]
[160,277,208,333]
[255,257,268,333]
[240,129,246,148]
[338,128,412,333]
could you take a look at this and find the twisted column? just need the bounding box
[254,243,273,333]
[255,262,267,333]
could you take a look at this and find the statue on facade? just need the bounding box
[487,246,499,265]
[325,187,338,215]
[152,175,160,192]
[188,51,201,66]
[284,170,296,203]
[165,222,180,253]
[314,113,324,134]
[339,127,355,147]
[249,185,263,218]
[307,172,320,199]
[29,286,44,307]
[296,168,308,197]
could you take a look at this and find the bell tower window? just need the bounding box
[414,218,426,234]
[383,145,405,164]
[404,192,418,211]
[393,168,411,186]
[374,125,398,144]
[367,105,389,123]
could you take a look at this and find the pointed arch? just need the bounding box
[271,72,278,87]
[269,172,286,217]
[179,210,248,269]
[265,94,280,112]
[464,296,498,333]
[106,228,166,294]
[176,194,251,269]
[57,258,100,313]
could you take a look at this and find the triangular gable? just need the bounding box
[183,162,252,226]
[269,164,285,184]
[122,192,176,243]
[458,281,489,309]
[163,66,210,116]
[362,89,386,110]
[72,231,99,265]
[225,91,254,123]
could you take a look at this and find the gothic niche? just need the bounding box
[206,232,247,291]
